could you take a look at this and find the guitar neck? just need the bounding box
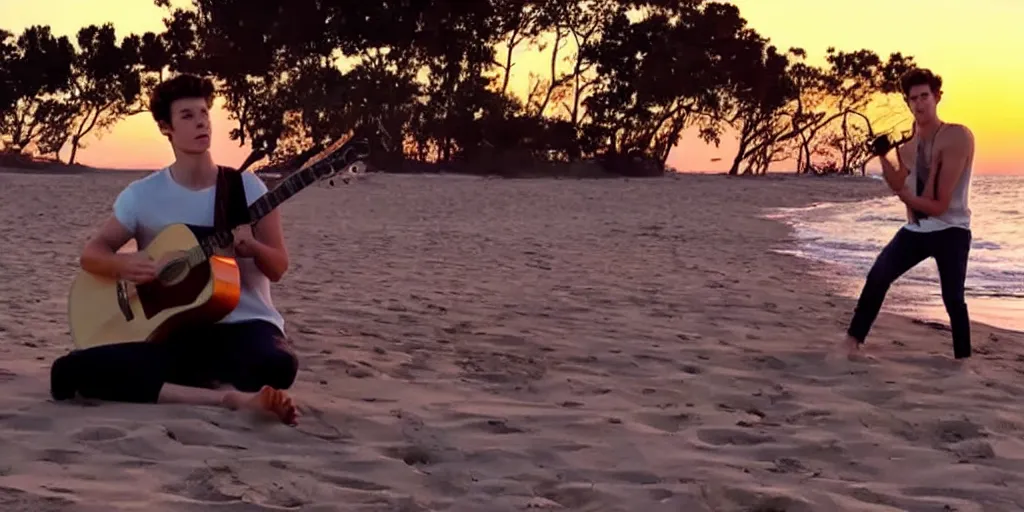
[188,134,372,264]
[188,135,369,262]
[247,168,317,223]
[190,166,322,261]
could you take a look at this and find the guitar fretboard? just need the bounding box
[182,141,365,263]
[248,166,322,221]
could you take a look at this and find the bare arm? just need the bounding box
[79,216,135,278]
[876,141,914,221]
[237,172,289,282]
[898,125,973,217]
[892,145,917,223]
[881,146,910,187]
[249,209,289,282]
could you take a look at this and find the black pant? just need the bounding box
[847,226,972,358]
[50,320,299,403]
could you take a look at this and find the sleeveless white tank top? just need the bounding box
[903,125,973,233]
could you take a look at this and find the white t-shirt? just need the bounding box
[112,168,286,333]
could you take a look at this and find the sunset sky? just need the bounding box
[2,0,1022,174]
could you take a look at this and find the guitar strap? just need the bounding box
[213,165,251,234]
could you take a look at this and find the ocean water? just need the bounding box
[766,174,1024,333]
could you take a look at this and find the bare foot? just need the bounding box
[222,386,300,426]
[832,335,874,362]
[952,357,980,377]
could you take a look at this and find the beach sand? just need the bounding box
[2,169,1024,511]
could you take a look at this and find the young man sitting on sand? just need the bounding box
[839,68,976,367]
[49,74,300,425]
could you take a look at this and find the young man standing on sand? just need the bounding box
[49,74,300,425]
[839,68,976,365]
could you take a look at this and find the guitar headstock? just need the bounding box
[866,127,914,157]
[300,116,393,187]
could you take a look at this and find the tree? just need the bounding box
[0,25,75,157]
[583,2,755,165]
[0,30,17,117]
[724,47,916,175]
[61,24,147,164]
[155,0,341,164]
[721,42,799,175]
[493,0,548,96]
[145,0,919,175]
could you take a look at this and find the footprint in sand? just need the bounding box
[531,481,614,511]
[766,456,809,474]
[839,386,902,406]
[474,418,526,434]
[2,413,54,432]
[922,417,987,445]
[893,416,988,450]
[715,488,816,512]
[748,354,789,371]
[678,363,703,375]
[162,467,240,504]
[70,425,126,442]
[383,444,436,467]
[0,368,16,383]
[948,438,996,462]
[0,488,75,510]
[889,353,962,373]
[634,411,699,433]
[696,427,774,446]
[314,472,390,492]
[164,465,309,509]
[783,408,833,427]
[37,448,84,465]
[607,470,662,485]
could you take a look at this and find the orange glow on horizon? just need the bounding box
[2,0,1021,174]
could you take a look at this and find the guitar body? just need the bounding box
[67,223,242,350]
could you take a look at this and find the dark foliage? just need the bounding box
[0,0,917,176]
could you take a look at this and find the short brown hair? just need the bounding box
[149,73,215,126]
[900,68,942,97]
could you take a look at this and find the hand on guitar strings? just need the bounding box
[232,224,259,258]
[116,252,158,284]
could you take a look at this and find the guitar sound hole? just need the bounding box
[158,259,190,286]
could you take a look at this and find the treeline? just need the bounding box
[0,0,917,176]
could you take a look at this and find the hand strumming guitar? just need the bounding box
[116,252,158,284]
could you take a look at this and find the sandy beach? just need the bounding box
[2,169,1024,512]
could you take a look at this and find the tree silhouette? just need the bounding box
[61,24,147,164]
[0,26,75,156]
[1,0,920,176]
[0,30,16,115]
[721,42,799,175]
[584,2,756,165]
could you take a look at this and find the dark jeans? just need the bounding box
[847,226,972,358]
[50,320,299,403]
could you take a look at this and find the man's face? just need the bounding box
[161,97,212,154]
[905,84,941,123]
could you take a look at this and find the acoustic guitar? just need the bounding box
[67,128,385,350]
